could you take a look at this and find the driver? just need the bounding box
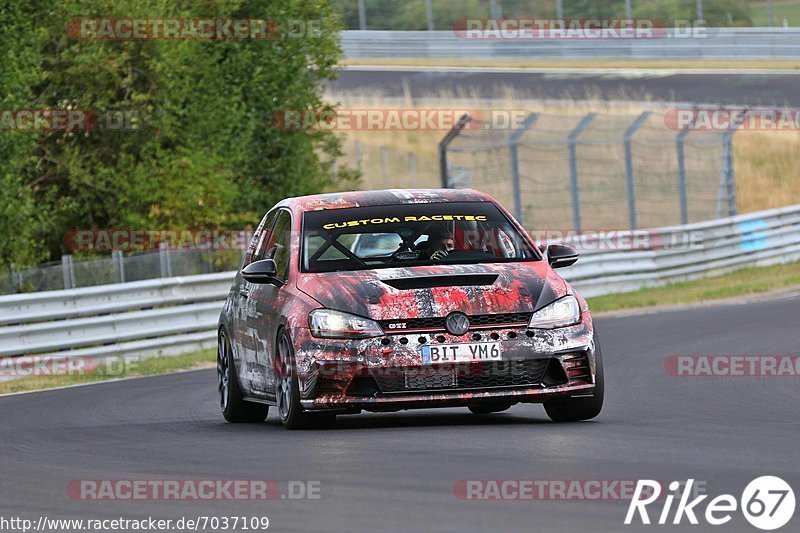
[424,227,455,261]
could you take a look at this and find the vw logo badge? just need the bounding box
[445,312,470,336]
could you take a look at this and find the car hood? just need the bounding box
[296,262,568,321]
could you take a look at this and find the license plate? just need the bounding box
[420,342,502,364]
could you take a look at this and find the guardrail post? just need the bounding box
[567,113,596,231]
[159,243,173,278]
[113,250,126,283]
[508,113,539,226]
[623,112,651,229]
[439,114,472,188]
[408,152,417,187]
[380,146,389,188]
[62,255,75,290]
[675,113,698,225]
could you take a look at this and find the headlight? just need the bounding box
[309,309,384,339]
[528,295,581,329]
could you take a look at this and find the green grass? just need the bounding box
[587,261,800,312]
[752,0,800,26]
[0,349,214,395]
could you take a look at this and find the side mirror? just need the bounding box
[546,244,579,268]
[242,259,283,285]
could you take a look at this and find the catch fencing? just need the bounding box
[1,203,799,362]
[440,111,737,231]
[1,247,241,296]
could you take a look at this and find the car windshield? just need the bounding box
[301,201,539,273]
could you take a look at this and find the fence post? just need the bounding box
[439,113,472,188]
[408,152,417,187]
[159,243,173,278]
[113,250,126,283]
[722,110,746,217]
[380,146,389,188]
[623,112,651,229]
[62,255,75,289]
[567,113,596,231]
[676,113,698,225]
[508,113,539,226]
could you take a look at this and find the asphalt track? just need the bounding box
[1,291,798,532]
[332,67,800,106]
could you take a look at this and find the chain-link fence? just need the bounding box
[1,248,242,296]
[439,111,737,231]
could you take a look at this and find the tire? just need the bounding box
[544,333,604,423]
[468,404,511,414]
[218,329,269,423]
[274,329,336,430]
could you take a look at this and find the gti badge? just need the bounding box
[445,312,470,336]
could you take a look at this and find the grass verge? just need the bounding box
[587,261,800,312]
[0,349,214,395]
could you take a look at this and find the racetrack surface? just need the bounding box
[332,67,800,107]
[1,292,798,532]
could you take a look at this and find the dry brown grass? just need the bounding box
[733,130,800,212]
[330,91,800,219]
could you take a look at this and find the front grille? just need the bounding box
[372,359,551,394]
[378,312,531,333]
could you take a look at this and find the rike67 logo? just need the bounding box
[626,477,795,530]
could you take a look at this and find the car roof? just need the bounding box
[276,189,495,213]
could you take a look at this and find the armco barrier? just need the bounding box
[340,28,800,60]
[0,204,798,361]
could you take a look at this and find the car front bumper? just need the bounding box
[292,313,598,413]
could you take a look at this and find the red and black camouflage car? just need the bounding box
[217,189,603,429]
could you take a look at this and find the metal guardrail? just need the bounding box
[0,204,798,361]
[0,273,233,359]
[341,28,800,60]
[561,204,800,296]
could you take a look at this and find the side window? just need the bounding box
[251,211,277,264]
[264,210,292,280]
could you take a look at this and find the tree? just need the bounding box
[0,0,354,269]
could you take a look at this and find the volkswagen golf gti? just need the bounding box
[217,189,603,429]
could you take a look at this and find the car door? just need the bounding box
[247,208,293,396]
[233,210,277,395]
